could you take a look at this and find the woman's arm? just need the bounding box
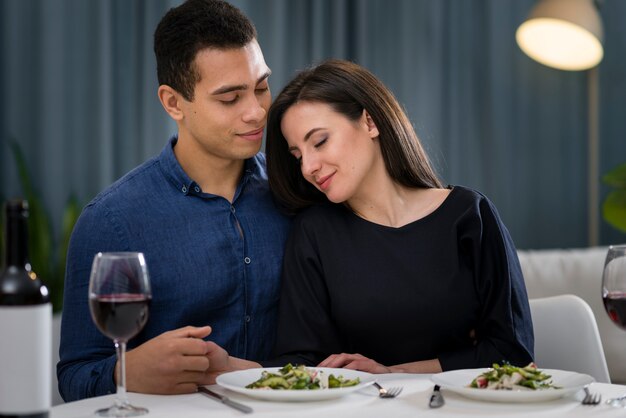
[271,214,344,365]
[439,194,534,370]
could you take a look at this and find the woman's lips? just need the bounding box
[239,128,264,141]
[317,173,334,191]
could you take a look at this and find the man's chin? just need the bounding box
[240,142,263,158]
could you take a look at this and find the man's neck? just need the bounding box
[173,138,245,203]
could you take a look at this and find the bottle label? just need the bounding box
[0,304,51,414]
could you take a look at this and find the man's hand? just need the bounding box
[120,326,213,394]
[201,341,262,385]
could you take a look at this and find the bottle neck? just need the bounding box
[3,201,30,269]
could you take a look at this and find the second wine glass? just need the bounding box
[88,252,151,417]
[602,245,626,408]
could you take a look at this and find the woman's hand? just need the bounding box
[318,353,391,373]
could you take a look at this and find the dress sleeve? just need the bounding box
[266,215,344,367]
[438,196,534,370]
[57,201,128,401]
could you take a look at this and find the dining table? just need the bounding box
[52,373,626,417]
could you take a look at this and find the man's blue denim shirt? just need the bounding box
[58,136,291,401]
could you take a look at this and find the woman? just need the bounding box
[203,59,533,377]
[264,59,533,374]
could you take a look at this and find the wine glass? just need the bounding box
[88,252,151,417]
[602,245,626,407]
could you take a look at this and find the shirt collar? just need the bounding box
[158,135,265,198]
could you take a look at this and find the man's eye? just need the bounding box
[220,96,239,105]
[255,86,269,94]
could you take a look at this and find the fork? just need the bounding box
[372,381,403,398]
[582,385,601,405]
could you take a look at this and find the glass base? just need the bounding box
[95,404,148,417]
[607,398,626,408]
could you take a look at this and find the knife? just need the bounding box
[198,386,253,414]
[428,384,445,408]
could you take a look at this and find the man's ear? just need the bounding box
[158,85,184,121]
[363,109,379,139]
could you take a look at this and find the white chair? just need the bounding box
[529,294,611,383]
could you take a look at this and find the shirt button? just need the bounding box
[181,185,187,193]
[245,315,251,323]
[194,186,200,193]
[230,205,236,213]
[244,257,251,264]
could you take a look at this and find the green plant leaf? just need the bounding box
[4,140,81,312]
[9,140,56,308]
[52,195,82,311]
[602,163,626,189]
[27,197,54,280]
[9,142,35,198]
[603,190,626,233]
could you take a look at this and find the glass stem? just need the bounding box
[115,340,129,408]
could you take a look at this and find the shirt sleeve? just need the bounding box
[267,215,344,367]
[57,201,128,401]
[438,195,534,370]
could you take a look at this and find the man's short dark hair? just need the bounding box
[154,0,257,101]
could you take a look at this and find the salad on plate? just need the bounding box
[469,363,560,390]
[245,363,361,390]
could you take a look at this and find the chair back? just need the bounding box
[529,294,611,383]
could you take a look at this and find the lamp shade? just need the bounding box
[516,0,604,71]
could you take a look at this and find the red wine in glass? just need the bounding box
[88,252,151,417]
[89,294,151,342]
[603,292,626,330]
[602,245,626,408]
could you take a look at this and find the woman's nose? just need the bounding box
[300,153,321,178]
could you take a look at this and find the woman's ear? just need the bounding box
[363,109,380,139]
[158,85,184,121]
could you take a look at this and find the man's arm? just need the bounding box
[57,203,220,400]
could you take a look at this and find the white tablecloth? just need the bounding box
[51,373,626,417]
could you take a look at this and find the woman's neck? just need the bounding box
[348,183,449,228]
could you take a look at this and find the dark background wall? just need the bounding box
[1,0,625,250]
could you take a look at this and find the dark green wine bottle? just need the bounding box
[0,199,51,418]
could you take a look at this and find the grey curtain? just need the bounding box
[2,0,625,250]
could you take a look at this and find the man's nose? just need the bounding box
[242,96,266,123]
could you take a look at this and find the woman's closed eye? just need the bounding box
[314,138,327,148]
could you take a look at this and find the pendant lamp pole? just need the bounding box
[588,67,600,246]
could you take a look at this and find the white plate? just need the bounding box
[216,367,375,401]
[431,368,594,403]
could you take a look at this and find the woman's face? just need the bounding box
[280,101,380,203]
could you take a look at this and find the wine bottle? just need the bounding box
[0,199,51,418]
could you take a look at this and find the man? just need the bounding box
[58,0,291,401]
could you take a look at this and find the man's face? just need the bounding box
[177,39,271,163]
